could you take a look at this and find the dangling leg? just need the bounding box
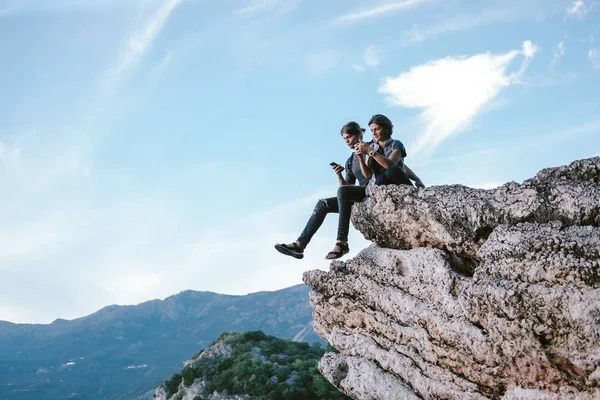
[275,197,338,259]
[325,186,366,260]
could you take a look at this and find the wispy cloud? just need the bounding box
[0,0,185,324]
[234,0,301,15]
[400,8,517,44]
[551,38,567,66]
[91,0,180,127]
[566,0,589,18]
[333,0,433,25]
[116,0,180,76]
[379,41,538,155]
[352,45,380,73]
[411,119,600,169]
[589,48,600,69]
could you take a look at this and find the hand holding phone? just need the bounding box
[330,162,344,175]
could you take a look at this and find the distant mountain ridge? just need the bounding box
[0,284,320,400]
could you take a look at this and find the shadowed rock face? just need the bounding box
[303,157,600,400]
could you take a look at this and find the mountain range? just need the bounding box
[0,284,319,400]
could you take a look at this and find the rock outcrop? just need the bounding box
[153,331,346,400]
[154,340,249,400]
[303,157,600,399]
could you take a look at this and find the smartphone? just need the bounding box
[330,162,339,167]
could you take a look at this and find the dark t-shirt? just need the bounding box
[367,138,407,176]
[344,153,370,187]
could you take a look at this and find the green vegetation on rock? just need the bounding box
[161,330,348,400]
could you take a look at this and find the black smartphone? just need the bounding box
[330,162,338,167]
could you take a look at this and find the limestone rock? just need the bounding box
[185,340,233,368]
[154,385,169,400]
[318,352,420,400]
[351,157,600,262]
[304,157,600,399]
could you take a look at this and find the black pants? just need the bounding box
[375,165,413,186]
[297,185,366,247]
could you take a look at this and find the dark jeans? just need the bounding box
[375,165,413,186]
[297,185,366,247]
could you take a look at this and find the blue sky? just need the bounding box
[1,0,599,323]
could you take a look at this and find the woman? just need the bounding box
[356,114,424,188]
[275,116,424,261]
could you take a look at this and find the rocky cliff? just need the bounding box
[303,157,600,399]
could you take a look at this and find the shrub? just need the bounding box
[164,373,182,395]
[175,331,349,399]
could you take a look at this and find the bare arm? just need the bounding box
[369,148,403,169]
[355,150,372,180]
[404,164,425,188]
[356,142,403,170]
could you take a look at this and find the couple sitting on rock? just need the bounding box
[275,114,424,260]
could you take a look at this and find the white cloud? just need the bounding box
[589,48,600,69]
[378,41,538,155]
[305,50,340,75]
[522,40,537,58]
[334,0,433,25]
[566,0,588,18]
[551,39,567,66]
[234,0,300,15]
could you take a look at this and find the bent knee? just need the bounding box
[337,186,349,197]
[314,198,330,213]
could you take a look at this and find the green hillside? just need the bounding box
[159,331,349,400]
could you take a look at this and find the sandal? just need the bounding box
[325,242,349,260]
[274,242,304,259]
